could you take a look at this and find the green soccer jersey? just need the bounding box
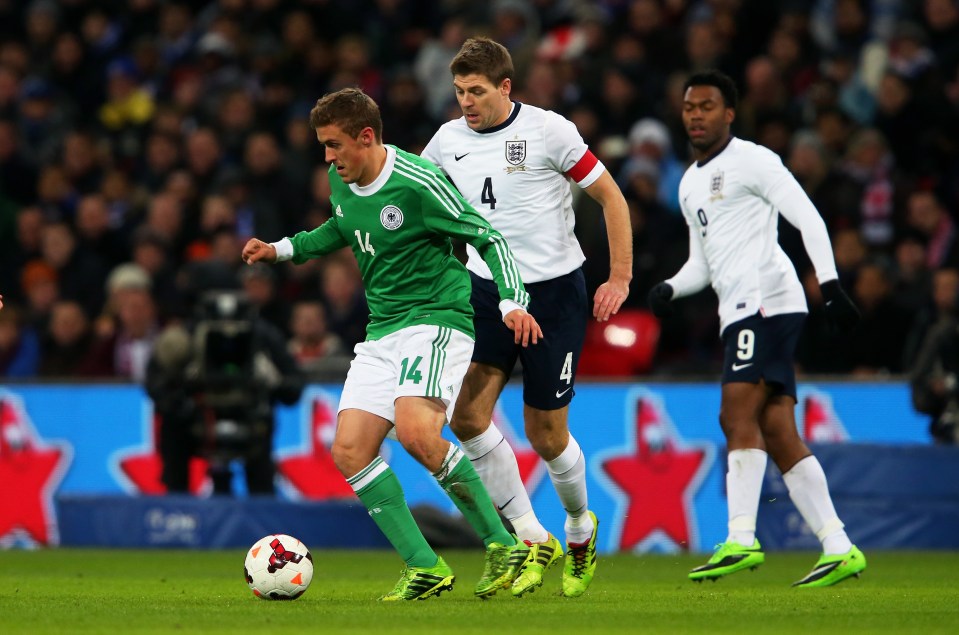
[285,145,529,340]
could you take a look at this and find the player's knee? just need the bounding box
[331,440,363,478]
[526,424,568,461]
[449,412,489,441]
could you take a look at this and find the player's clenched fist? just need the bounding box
[242,238,277,265]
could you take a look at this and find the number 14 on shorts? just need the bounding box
[399,356,423,384]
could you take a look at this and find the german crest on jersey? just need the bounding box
[505,140,526,166]
[709,170,724,201]
[380,205,404,230]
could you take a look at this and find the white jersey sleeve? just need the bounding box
[543,112,605,188]
[667,201,710,297]
[749,155,839,285]
[421,134,444,174]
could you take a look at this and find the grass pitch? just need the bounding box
[2,549,958,634]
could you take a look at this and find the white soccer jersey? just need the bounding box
[667,137,839,334]
[422,102,605,283]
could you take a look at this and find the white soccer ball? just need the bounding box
[244,534,314,600]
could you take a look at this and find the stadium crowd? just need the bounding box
[1,0,958,383]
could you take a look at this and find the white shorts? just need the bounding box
[338,324,474,426]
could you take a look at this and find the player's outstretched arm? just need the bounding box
[584,171,632,321]
[242,238,278,265]
[504,308,543,347]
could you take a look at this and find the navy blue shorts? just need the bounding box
[721,312,805,398]
[469,269,588,410]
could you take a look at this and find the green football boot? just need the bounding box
[475,539,529,598]
[793,546,866,588]
[562,511,599,598]
[379,556,454,601]
[689,539,765,582]
[511,533,564,597]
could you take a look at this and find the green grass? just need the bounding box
[2,549,958,634]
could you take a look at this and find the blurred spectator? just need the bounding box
[0,117,37,205]
[144,191,186,256]
[846,259,913,375]
[99,56,156,167]
[0,302,40,377]
[80,284,159,381]
[910,305,959,444]
[75,193,128,269]
[906,189,959,269]
[40,220,108,318]
[320,257,368,350]
[185,127,224,199]
[243,130,300,240]
[240,261,290,337]
[38,299,92,377]
[19,259,59,332]
[61,129,104,195]
[18,75,71,166]
[381,69,436,153]
[840,128,898,249]
[923,0,959,73]
[287,300,347,376]
[892,231,934,314]
[140,131,182,194]
[904,266,959,369]
[131,227,183,320]
[0,206,44,302]
[832,227,868,289]
[620,117,683,213]
[215,88,256,164]
[414,17,467,119]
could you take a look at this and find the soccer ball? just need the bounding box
[244,534,314,600]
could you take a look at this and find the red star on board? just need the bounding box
[0,396,71,545]
[600,396,713,551]
[277,397,353,499]
[117,413,209,494]
[800,392,848,442]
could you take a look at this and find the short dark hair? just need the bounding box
[684,70,739,109]
[308,87,382,142]
[450,37,514,85]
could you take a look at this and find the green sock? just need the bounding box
[434,443,514,547]
[349,457,437,568]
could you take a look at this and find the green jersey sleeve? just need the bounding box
[288,215,348,265]
[421,182,530,309]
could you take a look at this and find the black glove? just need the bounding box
[820,279,859,332]
[647,282,674,318]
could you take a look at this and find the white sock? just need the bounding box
[460,423,548,543]
[783,456,852,555]
[546,435,592,544]
[725,449,768,547]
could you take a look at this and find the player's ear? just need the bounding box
[725,107,736,125]
[358,127,374,147]
[500,77,511,96]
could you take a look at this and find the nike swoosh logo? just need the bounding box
[731,362,753,371]
[454,153,470,161]
[497,496,515,512]
[556,387,572,398]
